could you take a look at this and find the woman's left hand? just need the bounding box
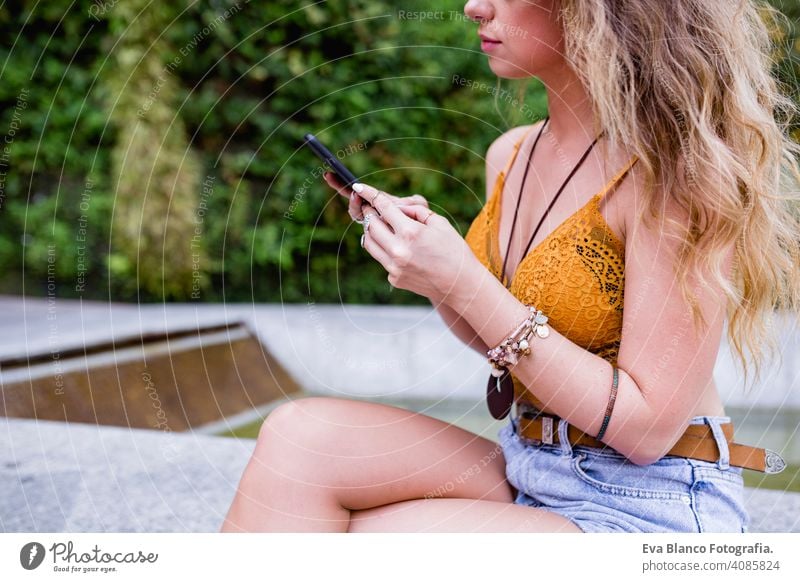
[353,182,478,305]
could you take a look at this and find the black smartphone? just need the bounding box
[302,133,359,189]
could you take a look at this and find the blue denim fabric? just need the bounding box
[498,413,750,533]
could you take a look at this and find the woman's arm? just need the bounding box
[428,126,532,356]
[352,123,729,468]
[439,192,731,466]
[352,170,731,466]
[429,301,489,355]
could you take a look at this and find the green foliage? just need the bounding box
[0,0,797,303]
[0,0,113,297]
[105,0,204,299]
[159,0,547,304]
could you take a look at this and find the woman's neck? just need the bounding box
[537,65,599,147]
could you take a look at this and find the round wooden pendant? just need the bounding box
[487,367,514,420]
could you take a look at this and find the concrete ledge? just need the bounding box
[5,298,796,405]
[1,417,798,533]
[2,298,797,462]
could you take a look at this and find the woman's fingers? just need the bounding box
[397,204,438,225]
[369,192,427,208]
[349,194,365,222]
[362,209,394,252]
[397,205,418,219]
[325,174,426,222]
[324,172,365,221]
[359,211,393,268]
[361,230,392,268]
[352,182,410,234]
[405,194,429,208]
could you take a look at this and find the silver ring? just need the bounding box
[360,234,366,248]
[363,212,377,233]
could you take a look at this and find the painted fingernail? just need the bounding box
[351,183,364,193]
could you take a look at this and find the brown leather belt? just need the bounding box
[516,411,786,474]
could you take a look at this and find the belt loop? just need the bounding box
[706,417,731,471]
[557,418,573,456]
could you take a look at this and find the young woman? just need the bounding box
[222,0,800,532]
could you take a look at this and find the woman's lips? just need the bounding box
[479,35,501,52]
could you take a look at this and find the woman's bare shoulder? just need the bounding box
[485,123,543,169]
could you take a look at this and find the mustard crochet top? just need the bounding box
[464,127,639,413]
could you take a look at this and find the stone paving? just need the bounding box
[2,417,798,533]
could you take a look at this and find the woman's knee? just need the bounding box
[256,396,345,456]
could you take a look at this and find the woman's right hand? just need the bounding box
[322,172,429,223]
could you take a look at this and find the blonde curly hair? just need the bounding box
[553,0,800,391]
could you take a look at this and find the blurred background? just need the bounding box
[0,0,799,530]
[0,0,798,303]
[0,0,554,304]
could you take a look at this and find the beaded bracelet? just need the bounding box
[486,306,550,375]
[595,366,619,442]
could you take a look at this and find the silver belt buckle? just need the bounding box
[765,449,786,474]
[519,405,555,445]
[541,417,554,445]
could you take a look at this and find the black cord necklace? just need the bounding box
[487,117,606,420]
[499,117,605,287]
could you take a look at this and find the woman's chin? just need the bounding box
[485,57,535,80]
[488,63,533,80]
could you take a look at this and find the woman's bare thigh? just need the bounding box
[246,396,516,511]
[349,498,583,533]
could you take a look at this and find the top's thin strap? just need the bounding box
[596,155,639,202]
[497,123,541,182]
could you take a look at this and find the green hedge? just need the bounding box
[0,0,795,304]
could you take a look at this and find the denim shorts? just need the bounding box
[498,413,750,533]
